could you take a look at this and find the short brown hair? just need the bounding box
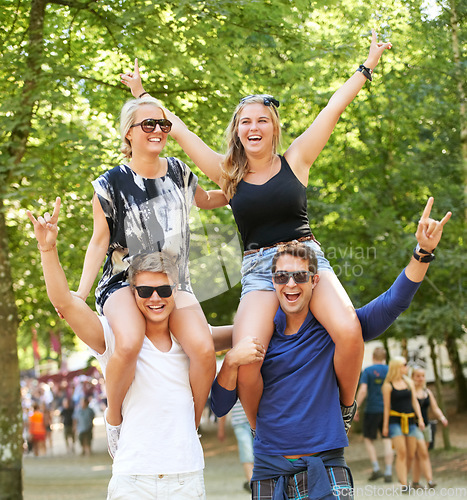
[271,242,317,274]
[373,347,387,362]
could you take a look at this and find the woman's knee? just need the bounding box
[113,330,145,360]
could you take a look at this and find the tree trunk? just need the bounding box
[0,203,23,500]
[444,331,467,412]
[0,1,47,497]
[448,0,467,221]
[428,337,451,450]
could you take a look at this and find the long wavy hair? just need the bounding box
[220,95,281,200]
[120,96,165,158]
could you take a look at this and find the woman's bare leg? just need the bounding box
[392,435,408,485]
[233,291,279,429]
[103,287,146,426]
[310,271,363,406]
[169,291,216,428]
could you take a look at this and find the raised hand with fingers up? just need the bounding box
[120,58,146,99]
[27,197,61,252]
[405,197,452,283]
[415,197,452,254]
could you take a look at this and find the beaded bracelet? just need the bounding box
[37,243,56,252]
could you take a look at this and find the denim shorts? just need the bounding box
[389,422,419,438]
[233,422,254,464]
[414,424,432,442]
[240,239,334,300]
[107,470,205,499]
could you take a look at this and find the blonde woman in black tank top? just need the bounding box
[382,357,424,491]
[411,367,448,489]
[122,31,392,430]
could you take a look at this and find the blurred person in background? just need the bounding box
[355,346,393,482]
[411,367,448,489]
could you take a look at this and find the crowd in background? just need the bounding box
[21,373,106,457]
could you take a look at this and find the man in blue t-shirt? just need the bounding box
[210,198,451,499]
[356,347,393,482]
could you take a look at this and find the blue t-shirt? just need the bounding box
[211,269,421,456]
[360,364,388,413]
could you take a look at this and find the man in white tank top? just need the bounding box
[28,198,206,499]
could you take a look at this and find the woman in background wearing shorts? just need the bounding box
[411,367,448,489]
[382,357,424,491]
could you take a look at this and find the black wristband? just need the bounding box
[357,64,373,81]
[413,244,436,263]
[138,91,149,98]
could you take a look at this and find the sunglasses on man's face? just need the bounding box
[272,270,313,285]
[240,95,280,108]
[134,284,175,299]
[130,118,172,134]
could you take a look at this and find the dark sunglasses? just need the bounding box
[272,270,313,285]
[134,284,175,298]
[240,94,280,108]
[130,118,172,134]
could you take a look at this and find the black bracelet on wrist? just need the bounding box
[413,244,436,263]
[356,64,373,81]
[138,91,149,98]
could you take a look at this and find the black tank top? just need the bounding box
[417,392,430,425]
[229,155,311,251]
[389,383,415,424]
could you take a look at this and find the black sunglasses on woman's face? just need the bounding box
[130,118,172,134]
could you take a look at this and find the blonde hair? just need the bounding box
[127,251,178,287]
[384,356,411,386]
[220,95,281,200]
[411,367,427,389]
[120,96,165,158]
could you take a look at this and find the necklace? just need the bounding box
[248,155,276,177]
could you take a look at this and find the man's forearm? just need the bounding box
[358,270,422,342]
[40,247,74,311]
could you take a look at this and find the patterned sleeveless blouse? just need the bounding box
[91,157,198,314]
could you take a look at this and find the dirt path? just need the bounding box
[23,414,467,499]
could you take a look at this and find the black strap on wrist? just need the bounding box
[413,244,436,263]
[357,64,373,81]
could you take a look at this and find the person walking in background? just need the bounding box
[411,367,448,489]
[60,398,76,454]
[382,357,424,492]
[75,397,95,456]
[41,403,53,455]
[217,400,254,493]
[355,346,393,482]
[29,403,46,457]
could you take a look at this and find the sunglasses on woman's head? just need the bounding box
[134,284,175,298]
[130,118,172,134]
[240,95,280,108]
[272,270,313,285]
